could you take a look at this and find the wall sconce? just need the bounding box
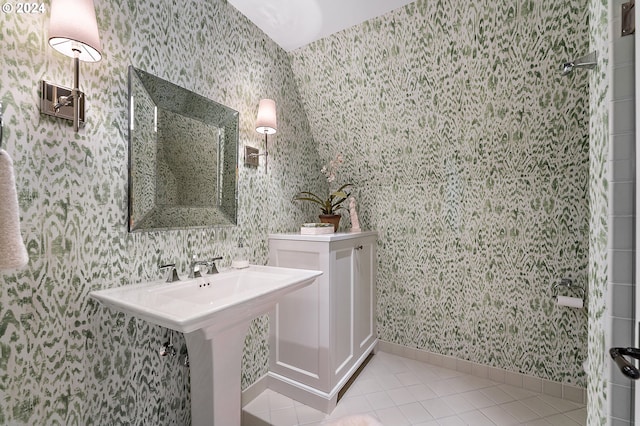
[246,99,277,172]
[40,0,102,132]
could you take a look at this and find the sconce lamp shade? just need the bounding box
[255,99,277,134]
[48,0,102,62]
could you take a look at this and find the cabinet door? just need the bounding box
[354,240,376,352]
[332,247,354,380]
[268,246,328,391]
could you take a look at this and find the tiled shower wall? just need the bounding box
[0,0,323,424]
[606,0,635,424]
[290,0,590,387]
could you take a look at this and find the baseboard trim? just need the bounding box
[377,340,586,405]
[242,374,269,407]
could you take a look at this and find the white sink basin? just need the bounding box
[90,265,321,333]
[90,264,322,426]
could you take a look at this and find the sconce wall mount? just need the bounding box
[245,146,260,167]
[40,81,85,125]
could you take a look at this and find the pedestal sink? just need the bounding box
[90,265,322,426]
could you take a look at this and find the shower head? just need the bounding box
[559,51,597,76]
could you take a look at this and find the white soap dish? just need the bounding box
[231,260,250,269]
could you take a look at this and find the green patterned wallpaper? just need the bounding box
[290,0,590,387]
[0,0,322,424]
[586,0,609,424]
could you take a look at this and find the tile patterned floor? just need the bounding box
[242,351,586,425]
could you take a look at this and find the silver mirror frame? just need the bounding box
[127,66,239,232]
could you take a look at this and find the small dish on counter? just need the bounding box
[231,259,250,269]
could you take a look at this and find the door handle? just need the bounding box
[610,347,640,380]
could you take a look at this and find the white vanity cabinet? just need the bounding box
[267,231,378,413]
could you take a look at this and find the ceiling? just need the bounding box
[227,0,417,52]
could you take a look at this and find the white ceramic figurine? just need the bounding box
[349,196,361,232]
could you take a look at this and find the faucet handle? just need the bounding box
[207,256,223,274]
[159,263,180,283]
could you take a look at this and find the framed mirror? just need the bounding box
[128,66,238,231]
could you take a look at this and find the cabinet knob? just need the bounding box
[355,245,363,250]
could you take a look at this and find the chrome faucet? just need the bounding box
[188,256,210,279]
[159,263,180,283]
[188,256,223,278]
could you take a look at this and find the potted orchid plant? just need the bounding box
[294,153,351,231]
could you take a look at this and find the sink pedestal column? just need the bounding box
[185,321,251,426]
[89,266,322,426]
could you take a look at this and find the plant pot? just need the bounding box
[319,214,340,232]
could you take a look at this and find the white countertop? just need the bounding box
[269,230,378,242]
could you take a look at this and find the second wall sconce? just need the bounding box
[40,0,102,132]
[246,99,277,172]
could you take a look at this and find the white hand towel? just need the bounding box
[0,149,28,270]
